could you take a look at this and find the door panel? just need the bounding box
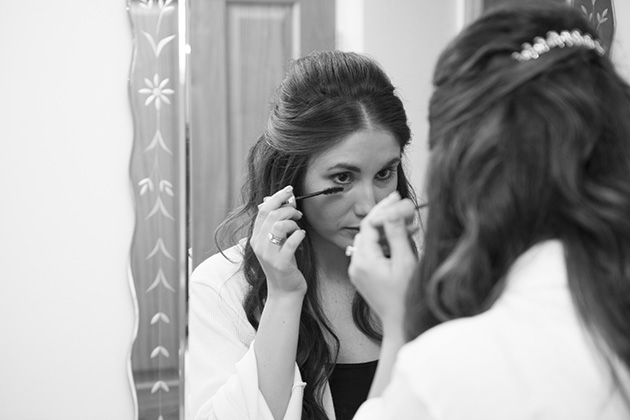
[190,0,335,268]
[227,3,295,199]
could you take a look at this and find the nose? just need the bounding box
[352,183,378,219]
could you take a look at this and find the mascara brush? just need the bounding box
[295,186,344,201]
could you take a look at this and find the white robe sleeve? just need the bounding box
[352,373,434,420]
[186,259,306,420]
[352,345,434,420]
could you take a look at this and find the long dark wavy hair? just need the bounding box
[215,50,416,420]
[406,1,630,402]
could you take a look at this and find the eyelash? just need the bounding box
[331,166,398,185]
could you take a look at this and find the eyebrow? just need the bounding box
[326,157,401,172]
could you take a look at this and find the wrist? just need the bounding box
[259,291,305,330]
[266,288,306,305]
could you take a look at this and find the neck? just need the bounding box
[309,232,352,285]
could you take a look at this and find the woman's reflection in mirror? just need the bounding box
[186,50,418,420]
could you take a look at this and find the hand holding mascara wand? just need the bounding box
[357,200,427,258]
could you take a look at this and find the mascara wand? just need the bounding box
[295,186,344,201]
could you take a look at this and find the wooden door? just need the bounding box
[189,0,335,268]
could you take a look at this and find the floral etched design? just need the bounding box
[580,0,609,32]
[139,74,175,110]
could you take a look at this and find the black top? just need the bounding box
[329,360,379,420]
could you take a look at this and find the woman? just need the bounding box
[349,3,630,419]
[186,50,418,420]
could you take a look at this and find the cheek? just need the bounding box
[328,199,354,220]
[375,179,400,203]
[302,198,353,229]
[301,202,327,230]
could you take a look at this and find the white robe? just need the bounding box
[185,243,336,420]
[354,240,630,420]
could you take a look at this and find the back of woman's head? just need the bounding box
[407,1,630,395]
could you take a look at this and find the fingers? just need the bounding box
[356,218,384,257]
[355,193,418,258]
[348,192,419,326]
[353,192,400,252]
[257,185,296,211]
[254,186,302,234]
[382,216,416,265]
[366,190,402,219]
[348,231,377,287]
[368,197,416,227]
[252,186,306,258]
[264,222,306,256]
[269,220,300,241]
[376,198,417,260]
[260,205,302,224]
[279,228,306,256]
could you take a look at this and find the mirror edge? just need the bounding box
[127,0,188,418]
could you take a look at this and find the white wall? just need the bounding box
[0,2,135,419]
[362,0,459,198]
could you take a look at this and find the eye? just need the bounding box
[332,172,353,184]
[376,166,397,182]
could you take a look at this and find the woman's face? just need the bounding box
[300,129,402,253]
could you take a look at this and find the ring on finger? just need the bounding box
[345,245,357,257]
[268,232,285,246]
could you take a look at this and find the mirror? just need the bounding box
[127,0,617,419]
[127,0,187,419]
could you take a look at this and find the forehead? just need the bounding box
[307,129,401,170]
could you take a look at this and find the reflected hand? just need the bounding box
[251,185,307,297]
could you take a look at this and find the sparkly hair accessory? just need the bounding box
[511,29,605,62]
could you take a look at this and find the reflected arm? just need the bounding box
[255,292,305,419]
[185,248,305,420]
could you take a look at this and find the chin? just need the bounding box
[333,236,354,251]
[318,235,351,253]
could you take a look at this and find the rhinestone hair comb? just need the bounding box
[511,29,605,62]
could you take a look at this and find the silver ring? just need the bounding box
[345,245,357,257]
[268,233,285,246]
